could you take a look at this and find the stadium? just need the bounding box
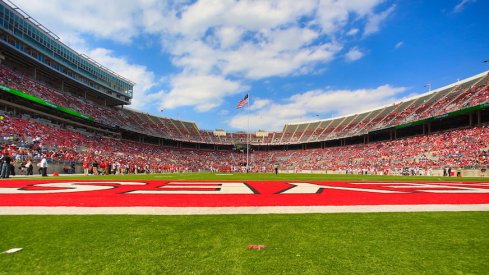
[0,0,488,274]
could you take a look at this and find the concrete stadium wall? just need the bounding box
[12,163,81,176]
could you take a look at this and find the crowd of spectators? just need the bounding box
[0,114,243,175]
[0,65,488,177]
[0,66,201,141]
[251,125,489,175]
[1,65,488,146]
[1,113,488,176]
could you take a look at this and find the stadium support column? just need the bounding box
[363,134,369,144]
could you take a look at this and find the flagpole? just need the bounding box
[246,92,250,173]
[237,93,250,173]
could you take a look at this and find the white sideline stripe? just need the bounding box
[0,204,488,215]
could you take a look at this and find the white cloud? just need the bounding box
[173,0,317,38]
[218,109,230,116]
[229,85,408,130]
[345,47,365,62]
[315,0,381,34]
[216,26,245,49]
[11,0,397,117]
[155,0,391,110]
[364,4,396,36]
[221,42,342,79]
[452,0,476,13]
[13,0,154,43]
[346,28,359,36]
[160,74,248,112]
[395,41,404,49]
[85,48,160,110]
[249,98,271,111]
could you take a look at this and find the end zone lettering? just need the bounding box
[1,181,489,195]
[0,182,147,194]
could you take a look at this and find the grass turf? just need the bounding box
[9,172,489,182]
[1,212,488,274]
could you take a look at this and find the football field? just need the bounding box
[1,173,488,274]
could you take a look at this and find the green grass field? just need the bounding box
[10,172,489,182]
[1,173,488,274]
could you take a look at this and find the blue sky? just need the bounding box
[12,0,489,131]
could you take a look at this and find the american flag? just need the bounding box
[236,94,249,109]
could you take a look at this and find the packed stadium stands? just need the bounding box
[0,114,241,174]
[253,126,489,174]
[1,60,489,173]
[1,62,488,176]
[1,112,488,175]
[1,65,488,146]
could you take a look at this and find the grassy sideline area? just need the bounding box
[0,213,488,274]
[7,172,489,182]
[1,173,488,274]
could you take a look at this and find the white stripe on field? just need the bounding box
[0,204,488,215]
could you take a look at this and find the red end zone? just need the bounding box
[1,180,489,207]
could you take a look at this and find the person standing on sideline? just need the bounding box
[0,152,4,177]
[0,153,12,178]
[26,159,33,175]
[92,160,99,175]
[40,155,48,177]
[83,158,90,176]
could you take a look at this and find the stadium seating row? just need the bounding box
[1,114,487,174]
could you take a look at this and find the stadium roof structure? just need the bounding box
[0,0,134,105]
